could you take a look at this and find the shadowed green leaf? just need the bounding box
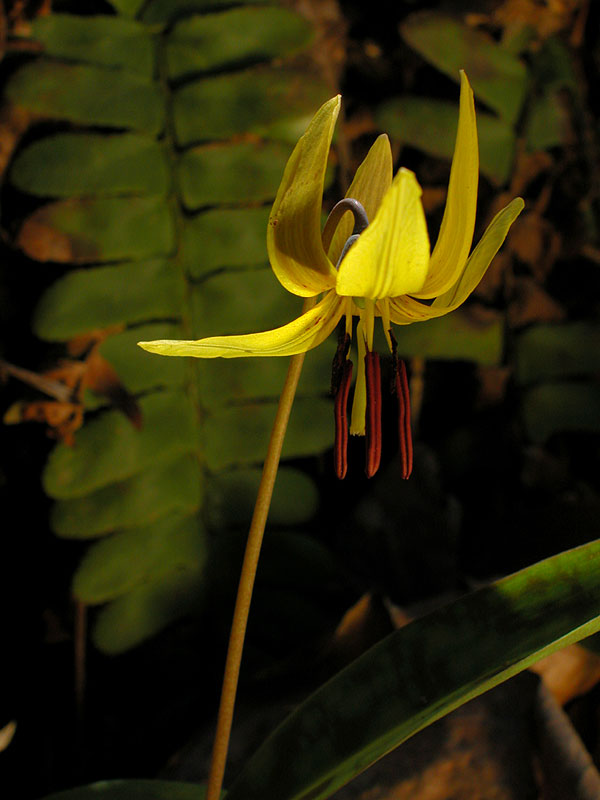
[12,133,169,197]
[228,540,600,800]
[6,61,164,131]
[182,209,270,276]
[401,12,528,123]
[31,14,154,77]
[179,141,290,208]
[205,397,332,470]
[52,456,201,538]
[207,467,318,527]
[526,88,572,150]
[73,513,206,602]
[515,322,600,384]
[522,382,600,442]
[195,336,335,409]
[18,196,175,264]
[173,67,329,145]
[92,565,204,653]
[167,7,312,78]
[33,260,183,340]
[43,392,197,499]
[42,779,205,800]
[376,96,516,184]
[394,310,503,365]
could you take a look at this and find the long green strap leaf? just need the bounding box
[227,539,600,800]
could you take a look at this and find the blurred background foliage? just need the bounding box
[1,0,599,797]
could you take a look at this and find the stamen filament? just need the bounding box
[363,298,375,351]
[350,321,367,435]
[365,351,382,478]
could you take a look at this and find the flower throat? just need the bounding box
[326,199,413,481]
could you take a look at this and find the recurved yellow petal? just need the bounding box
[267,96,340,298]
[325,134,394,265]
[432,197,525,309]
[388,197,524,324]
[412,70,478,300]
[336,168,430,300]
[138,291,344,358]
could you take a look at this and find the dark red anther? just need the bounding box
[395,358,413,480]
[333,359,353,479]
[365,351,382,478]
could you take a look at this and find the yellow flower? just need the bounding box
[139,71,524,479]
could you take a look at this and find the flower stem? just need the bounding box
[205,298,315,800]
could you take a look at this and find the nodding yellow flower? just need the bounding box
[139,71,524,480]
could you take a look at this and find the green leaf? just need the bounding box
[182,209,270,276]
[43,392,198,499]
[73,513,206,602]
[42,779,205,800]
[393,310,503,365]
[52,456,201,538]
[141,0,273,24]
[376,96,516,184]
[515,322,600,384]
[400,12,528,124]
[173,67,329,145]
[179,141,290,209]
[522,382,600,442]
[33,260,183,341]
[206,467,318,527]
[98,324,187,395]
[92,565,204,654]
[11,133,169,198]
[525,87,572,151]
[106,0,148,17]
[6,61,164,132]
[205,397,333,470]
[167,7,312,78]
[31,14,154,77]
[8,2,334,653]
[228,539,600,800]
[18,196,175,264]
[191,267,298,336]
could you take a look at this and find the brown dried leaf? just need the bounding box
[507,276,566,328]
[3,328,141,443]
[0,104,32,178]
[332,674,539,800]
[17,214,99,263]
[324,593,394,672]
[530,644,600,705]
[510,151,554,197]
[4,399,83,445]
[467,0,582,42]
[476,365,511,407]
[509,211,562,281]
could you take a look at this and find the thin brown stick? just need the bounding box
[206,298,315,800]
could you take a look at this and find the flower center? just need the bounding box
[326,198,413,481]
